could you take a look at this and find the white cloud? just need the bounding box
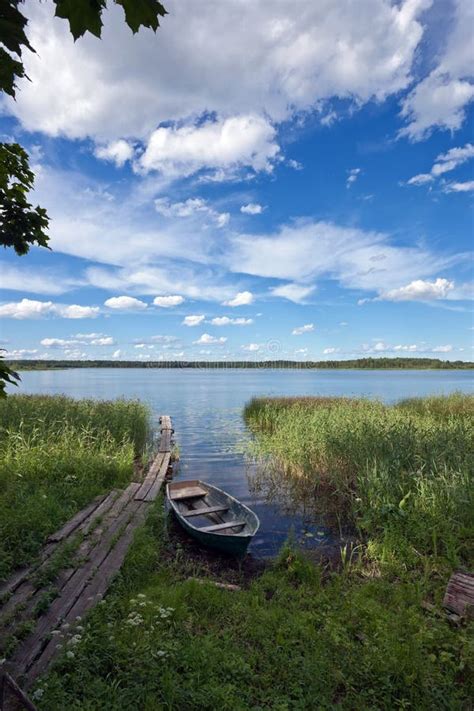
[41,335,114,347]
[95,139,134,167]
[240,203,264,215]
[242,343,261,352]
[287,159,303,171]
[432,344,453,353]
[228,220,456,294]
[400,0,474,140]
[182,314,205,327]
[0,299,99,320]
[270,283,315,303]
[0,264,81,295]
[104,296,148,310]
[153,295,185,308]
[209,317,253,326]
[346,168,361,187]
[8,0,431,141]
[139,115,279,178]
[155,197,229,227]
[323,347,339,354]
[59,304,100,319]
[223,291,254,307]
[292,323,314,335]
[151,334,179,343]
[378,278,454,302]
[4,349,38,358]
[112,349,122,358]
[443,180,474,193]
[194,333,227,345]
[408,143,474,186]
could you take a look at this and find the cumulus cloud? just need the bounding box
[182,314,205,327]
[223,291,254,307]
[95,139,134,167]
[209,317,253,326]
[194,333,227,345]
[112,349,122,358]
[8,0,432,142]
[139,115,279,178]
[377,278,454,301]
[155,197,229,227]
[323,347,339,354]
[104,296,148,310]
[240,203,264,215]
[153,295,185,308]
[400,0,474,140]
[41,335,114,347]
[0,299,99,320]
[242,343,261,351]
[292,323,314,335]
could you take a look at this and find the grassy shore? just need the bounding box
[0,395,150,581]
[244,393,473,572]
[27,393,473,709]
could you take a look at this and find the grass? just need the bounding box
[4,393,473,708]
[32,501,473,710]
[0,395,150,581]
[244,393,474,572]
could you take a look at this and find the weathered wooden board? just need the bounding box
[169,485,207,501]
[4,416,174,689]
[143,453,171,502]
[160,415,172,430]
[47,493,108,543]
[200,521,246,533]
[443,572,474,617]
[159,428,172,453]
[9,484,140,677]
[27,503,149,684]
[183,505,229,518]
[134,452,166,500]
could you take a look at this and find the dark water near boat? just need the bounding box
[13,368,473,557]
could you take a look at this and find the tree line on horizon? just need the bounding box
[6,357,474,370]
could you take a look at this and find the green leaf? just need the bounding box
[0,353,20,398]
[0,143,50,255]
[0,47,26,97]
[53,0,107,40]
[115,0,167,33]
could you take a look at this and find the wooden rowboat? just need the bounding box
[166,480,260,556]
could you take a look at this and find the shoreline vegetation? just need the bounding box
[2,393,473,709]
[0,395,150,582]
[6,357,474,371]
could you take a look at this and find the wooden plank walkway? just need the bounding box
[0,416,174,695]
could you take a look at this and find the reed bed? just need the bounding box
[244,393,474,569]
[0,395,150,581]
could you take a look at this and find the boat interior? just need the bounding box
[168,480,256,536]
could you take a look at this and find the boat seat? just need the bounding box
[169,486,207,501]
[183,505,229,518]
[199,521,246,533]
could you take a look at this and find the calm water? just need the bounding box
[12,368,473,557]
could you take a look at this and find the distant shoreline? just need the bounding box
[6,358,474,371]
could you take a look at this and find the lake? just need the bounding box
[12,368,474,557]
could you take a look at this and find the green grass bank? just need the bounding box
[0,394,150,581]
[28,393,473,709]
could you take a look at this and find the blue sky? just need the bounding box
[0,0,473,362]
